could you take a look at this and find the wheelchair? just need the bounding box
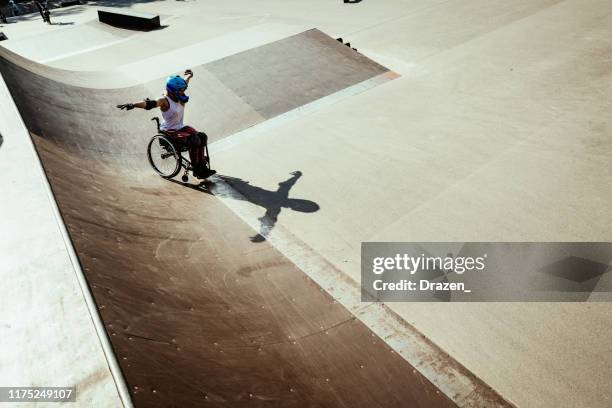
[147,117,212,182]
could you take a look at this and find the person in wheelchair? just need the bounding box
[117,69,216,179]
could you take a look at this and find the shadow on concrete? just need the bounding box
[1,5,86,21]
[217,171,320,242]
[171,171,320,242]
[0,133,3,149]
[2,0,168,22]
[100,21,167,31]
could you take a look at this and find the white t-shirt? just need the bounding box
[160,96,185,131]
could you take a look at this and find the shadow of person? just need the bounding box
[215,171,320,242]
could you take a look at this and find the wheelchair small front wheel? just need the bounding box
[147,134,181,178]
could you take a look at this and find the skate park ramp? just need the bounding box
[3,0,612,407]
[0,30,509,407]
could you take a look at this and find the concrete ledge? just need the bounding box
[97,8,160,31]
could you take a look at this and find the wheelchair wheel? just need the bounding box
[147,134,181,178]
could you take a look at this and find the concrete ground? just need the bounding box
[1,1,611,407]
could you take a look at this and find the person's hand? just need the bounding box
[117,103,134,110]
[290,171,302,176]
[184,69,193,78]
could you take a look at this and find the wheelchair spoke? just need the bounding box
[147,135,181,178]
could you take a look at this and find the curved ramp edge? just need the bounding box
[0,72,132,407]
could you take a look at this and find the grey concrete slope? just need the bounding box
[0,32,504,407]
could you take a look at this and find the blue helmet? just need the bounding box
[166,75,189,103]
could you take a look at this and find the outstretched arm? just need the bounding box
[117,97,168,111]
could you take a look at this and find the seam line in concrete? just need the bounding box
[39,37,133,64]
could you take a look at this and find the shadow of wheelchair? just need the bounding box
[170,170,320,243]
[215,171,320,243]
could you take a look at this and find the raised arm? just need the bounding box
[184,69,193,85]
